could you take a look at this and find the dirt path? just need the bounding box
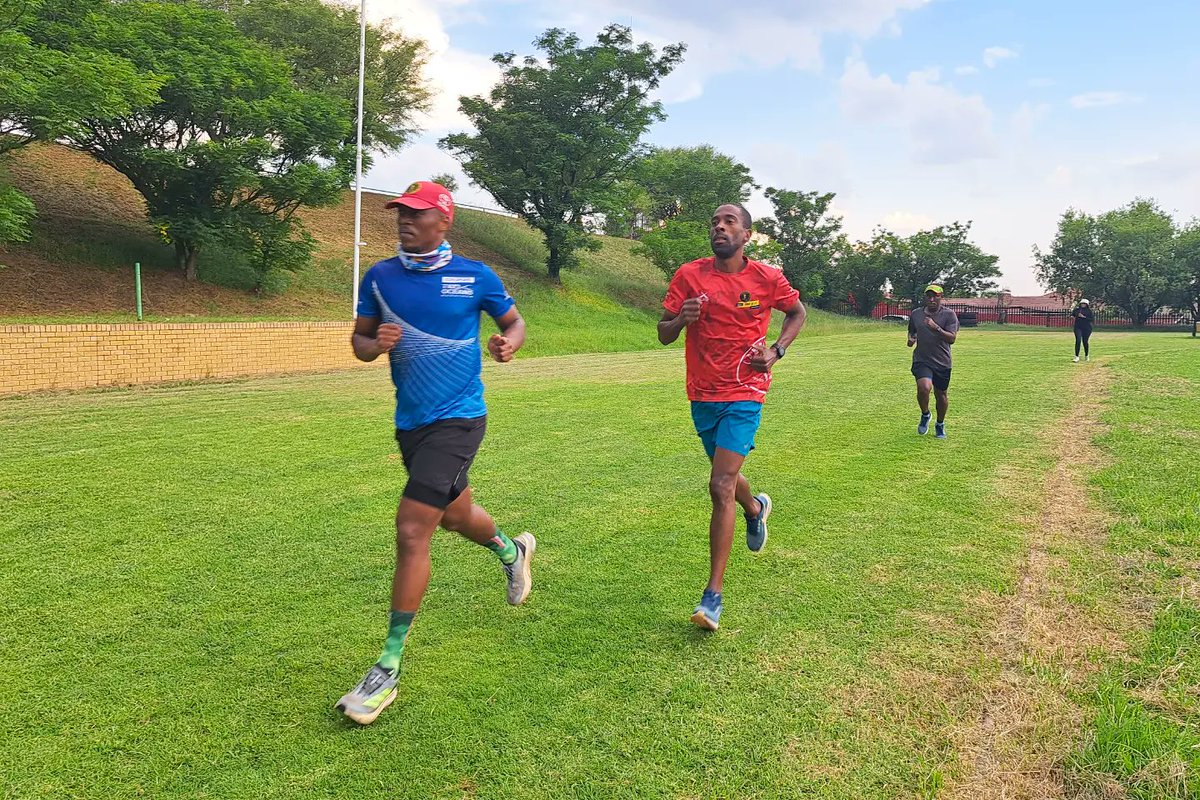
[947,363,1127,799]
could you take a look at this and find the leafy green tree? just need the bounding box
[429,173,459,193]
[219,0,429,154]
[634,220,710,276]
[1036,200,1186,325]
[744,236,783,267]
[1033,209,1097,301]
[832,233,894,316]
[0,0,160,241]
[755,188,843,304]
[1175,220,1200,320]
[640,145,755,224]
[597,179,653,238]
[1,0,161,153]
[0,182,35,242]
[602,144,755,239]
[889,221,1000,305]
[26,0,419,284]
[442,25,684,280]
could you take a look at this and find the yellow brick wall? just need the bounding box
[0,322,372,395]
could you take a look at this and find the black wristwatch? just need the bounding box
[772,343,786,360]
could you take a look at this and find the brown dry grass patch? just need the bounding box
[945,364,1141,800]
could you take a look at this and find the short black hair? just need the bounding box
[715,203,752,229]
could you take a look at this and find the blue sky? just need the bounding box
[359,0,1200,293]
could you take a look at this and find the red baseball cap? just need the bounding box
[385,181,454,222]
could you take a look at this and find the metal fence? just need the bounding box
[829,300,1195,331]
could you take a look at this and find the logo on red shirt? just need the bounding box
[736,290,760,309]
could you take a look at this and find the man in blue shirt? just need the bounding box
[336,181,533,725]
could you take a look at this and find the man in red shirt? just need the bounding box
[658,203,807,630]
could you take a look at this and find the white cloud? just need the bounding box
[955,65,979,76]
[1046,165,1073,189]
[1010,102,1051,138]
[982,46,1018,68]
[527,0,930,104]
[839,58,996,164]
[352,0,502,133]
[882,210,936,235]
[1069,91,1142,109]
[747,140,852,194]
[1116,148,1200,182]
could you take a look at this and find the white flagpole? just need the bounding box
[351,0,367,318]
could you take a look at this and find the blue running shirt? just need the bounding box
[356,254,515,431]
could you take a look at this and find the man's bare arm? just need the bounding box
[487,307,526,363]
[351,316,400,362]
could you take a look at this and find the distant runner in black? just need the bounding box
[1072,299,1093,362]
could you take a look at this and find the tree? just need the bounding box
[1036,200,1186,326]
[0,0,161,241]
[889,221,1000,305]
[601,144,755,240]
[1175,220,1200,320]
[639,145,755,224]
[24,1,421,284]
[0,182,35,242]
[442,25,685,280]
[755,189,843,304]
[833,233,894,316]
[1032,209,1097,301]
[219,0,429,155]
[430,173,459,193]
[597,178,652,238]
[1,0,161,154]
[634,220,710,276]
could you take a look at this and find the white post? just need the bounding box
[351,0,367,318]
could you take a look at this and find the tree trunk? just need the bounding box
[185,248,198,282]
[547,244,562,283]
[175,241,199,281]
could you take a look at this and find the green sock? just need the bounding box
[484,529,518,565]
[378,610,415,675]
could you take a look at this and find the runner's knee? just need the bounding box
[394,518,433,554]
[708,472,737,503]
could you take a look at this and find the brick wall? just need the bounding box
[0,322,371,395]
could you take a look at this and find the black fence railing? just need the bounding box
[828,300,1195,330]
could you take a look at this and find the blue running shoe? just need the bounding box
[935,422,947,439]
[917,411,932,435]
[746,493,771,553]
[690,589,722,631]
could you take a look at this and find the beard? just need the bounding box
[711,240,739,259]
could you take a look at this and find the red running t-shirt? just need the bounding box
[662,257,800,403]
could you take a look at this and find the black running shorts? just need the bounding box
[911,362,952,391]
[394,416,487,509]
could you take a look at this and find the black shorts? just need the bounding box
[912,362,952,391]
[395,416,487,509]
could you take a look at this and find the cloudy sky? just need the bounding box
[356,0,1200,293]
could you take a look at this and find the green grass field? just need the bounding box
[2,329,1196,798]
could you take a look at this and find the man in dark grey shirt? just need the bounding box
[907,284,959,439]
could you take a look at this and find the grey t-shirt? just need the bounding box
[909,307,959,369]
